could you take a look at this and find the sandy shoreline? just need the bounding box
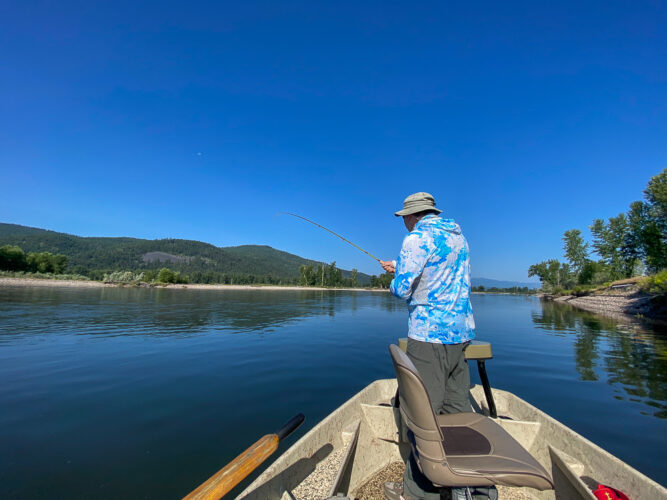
[0,277,387,293]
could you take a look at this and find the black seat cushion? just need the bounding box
[441,426,492,455]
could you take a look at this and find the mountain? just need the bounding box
[471,277,540,289]
[0,223,370,284]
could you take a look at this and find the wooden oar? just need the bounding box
[183,413,305,500]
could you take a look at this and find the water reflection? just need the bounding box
[0,286,400,341]
[532,300,667,418]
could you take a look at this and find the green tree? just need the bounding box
[51,254,67,274]
[157,268,175,283]
[299,264,312,286]
[326,261,342,287]
[562,229,589,278]
[641,169,667,272]
[528,259,574,291]
[25,252,68,274]
[350,268,358,287]
[590,214,634,279]
[645,168,667,229]
[0,245,27,271]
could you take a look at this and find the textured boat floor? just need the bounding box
[353,462,535,500]
[291,443,348,500]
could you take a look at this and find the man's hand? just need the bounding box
[380,260,396,273]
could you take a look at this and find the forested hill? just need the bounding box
[0,223,370,283]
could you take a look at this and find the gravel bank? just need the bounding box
[550,286,666,323]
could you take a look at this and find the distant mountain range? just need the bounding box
[0,222,539,288]
[0,223,369,283]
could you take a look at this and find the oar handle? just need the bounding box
[183,414,305,500]
[276,413,305,440]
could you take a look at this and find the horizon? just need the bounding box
[2,2,665,281]
[0,220,539,286]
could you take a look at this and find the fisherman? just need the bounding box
[380,192,481,500]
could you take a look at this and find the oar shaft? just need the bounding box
[183,434,278,500]
[183,413,304,500]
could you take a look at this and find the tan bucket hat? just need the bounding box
[394,192,442,217]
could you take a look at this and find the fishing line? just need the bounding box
[277,212,381,263]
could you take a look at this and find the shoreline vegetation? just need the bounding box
[527,169,666,324]
[0,276,532,295]
[0,276,382,292]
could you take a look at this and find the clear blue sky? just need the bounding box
[1,1,665,281]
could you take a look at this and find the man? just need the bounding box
[381,192,476,500]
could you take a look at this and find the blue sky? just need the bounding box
[1,1,665,281]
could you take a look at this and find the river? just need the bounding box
[0,286,665,498]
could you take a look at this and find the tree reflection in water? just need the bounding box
[532,301,667,418]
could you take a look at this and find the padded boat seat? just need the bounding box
[389,344,554,491]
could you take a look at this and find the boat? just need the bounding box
[233,341,666,500]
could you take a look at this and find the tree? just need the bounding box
[25,252,68,274]
[644,168,667,231]
[327,261,343,287]
[350,268,358,287]
[377,272,393,288]
[299,264,314,286]
[156,268,188,284]
[562,229,589,278]
[0,245,27,271]
[641,168,667,272]
[528,259,574,290]
[590,214,634,279]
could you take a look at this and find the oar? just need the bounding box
[183,413,305,500]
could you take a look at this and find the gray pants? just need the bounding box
[403,338,472,500]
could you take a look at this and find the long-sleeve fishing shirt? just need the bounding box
[389,214,475,344]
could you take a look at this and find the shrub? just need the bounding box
[640,270,667,294]
[103,271,145,283]
[156,268,188,284]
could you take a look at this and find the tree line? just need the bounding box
[0,245,67,274]
[299,262,365,287]
[0,243,383,288]
[472,286,535,294]
[529,169,666,292]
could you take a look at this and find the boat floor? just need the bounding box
[293,455,535,500]
[288,425,536,500]
[354,462,535,500]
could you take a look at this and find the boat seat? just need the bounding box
[389,344,554,490]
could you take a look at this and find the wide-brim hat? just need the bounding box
[394,192,442,217]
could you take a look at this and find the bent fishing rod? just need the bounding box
[277,212,381,263]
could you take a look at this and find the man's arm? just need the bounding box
[390,232,430,299]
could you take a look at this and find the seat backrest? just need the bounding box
[389,344,447,463]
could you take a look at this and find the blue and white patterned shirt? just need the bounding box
[389,214,475,344]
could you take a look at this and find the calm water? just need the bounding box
[1,286,665,499]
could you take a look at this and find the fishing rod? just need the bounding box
[277,212,381,263]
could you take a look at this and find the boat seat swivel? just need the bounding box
[389,344,554,491]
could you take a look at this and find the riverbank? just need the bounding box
[0,277,386,293]
[545,282,667,324]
